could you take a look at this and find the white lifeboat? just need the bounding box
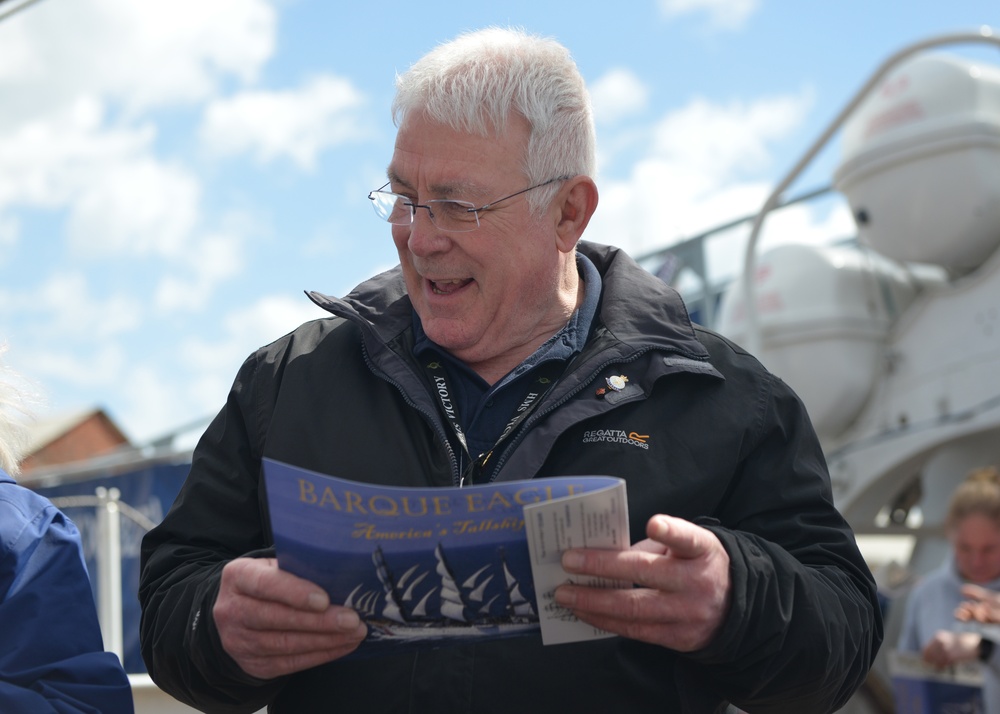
[716,242,944,440]
[834,52,1000,271]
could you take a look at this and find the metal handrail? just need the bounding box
[0,0,46,24]
[48,492,159,531]
[740,26,1000,356]
[48,487,159,664]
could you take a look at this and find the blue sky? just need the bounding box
[0,0,997,446]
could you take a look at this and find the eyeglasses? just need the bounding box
[367,176,571,233]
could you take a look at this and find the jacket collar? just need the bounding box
[306,241,710,363]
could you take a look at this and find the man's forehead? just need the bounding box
[385,167,492,198]
[387,113,528,195]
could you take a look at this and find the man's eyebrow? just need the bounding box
[385,170,487,199]
[386,169,413,192]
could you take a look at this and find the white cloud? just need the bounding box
[181,294,326,380]
[68,156,202,259]
[0,92,211,263]
[98,0,276,113]
[0,101,262,317]
[652,93,813,180]
[586,89,817,258]
[0,98,151,210]
[0,0,276,125]
[658,0,760,31]
[223,294,327,351]
[116,364,196,444]
[154,229,247,312]
[0,214,18,260]
[590,68,650,125]
[20,341,129,392]
[199,75,371,169]
[30,271,142,340]
[0,7,39,84]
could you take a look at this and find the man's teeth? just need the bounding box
[432,279,468,294]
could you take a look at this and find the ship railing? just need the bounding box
[49,487,157,664]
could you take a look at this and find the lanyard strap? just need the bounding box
[424,359,562,486]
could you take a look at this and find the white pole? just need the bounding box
[95,486,124,663]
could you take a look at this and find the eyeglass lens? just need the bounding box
[370,191,480,233]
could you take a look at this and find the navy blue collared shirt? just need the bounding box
[413,254,602,466]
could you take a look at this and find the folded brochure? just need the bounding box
[263,458,630,654]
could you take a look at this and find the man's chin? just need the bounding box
[420,322,480,355]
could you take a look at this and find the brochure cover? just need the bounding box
[263,458,629,656]
[890,650,984,714]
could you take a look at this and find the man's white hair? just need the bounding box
[392,26,596,214]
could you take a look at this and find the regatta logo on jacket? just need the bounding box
[582,429,650,449]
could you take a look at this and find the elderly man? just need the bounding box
[140,27,882,713]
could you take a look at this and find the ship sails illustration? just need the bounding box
[345,543,538,641]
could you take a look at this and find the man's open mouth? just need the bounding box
[430,278,473,295]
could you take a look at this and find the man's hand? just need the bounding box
[553,514,731,651]
[213,557,368,680]
[922,630,980,669]
[955,584,1000,625]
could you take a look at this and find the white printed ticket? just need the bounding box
[523,477,630,645]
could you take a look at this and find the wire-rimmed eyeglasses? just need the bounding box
[367,176,571,233]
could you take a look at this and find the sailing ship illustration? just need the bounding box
[344,543,538,641]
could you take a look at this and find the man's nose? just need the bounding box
[406,206,450,256]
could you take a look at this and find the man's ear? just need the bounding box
[553,176,599,254]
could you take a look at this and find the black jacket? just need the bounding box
[139,242,882,713]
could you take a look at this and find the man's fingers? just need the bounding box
[960,583,994,603]
[224,558,330,612]
[646,515,713,559]
[561,547,663,588]
[230,617,368,657]
[553,580,724,652]
[561,515,720,586]
[236,597,362,634]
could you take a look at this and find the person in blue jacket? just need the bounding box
[0,354,134,713]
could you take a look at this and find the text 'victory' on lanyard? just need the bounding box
[424,360,563,486]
